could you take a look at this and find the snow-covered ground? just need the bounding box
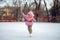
[0,22,60,40]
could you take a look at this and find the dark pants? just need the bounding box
[28,25,32,34]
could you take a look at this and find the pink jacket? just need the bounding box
[22,11,34,26]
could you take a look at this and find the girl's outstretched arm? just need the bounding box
[21,12,28,19]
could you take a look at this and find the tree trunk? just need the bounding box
[44,0,49,22]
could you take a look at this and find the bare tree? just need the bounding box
[44,0,49,22]
[34,0,42,21]
[50,0,60,22]
[34,0,41,10]
[12,0,21,21]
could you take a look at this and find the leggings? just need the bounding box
[28,25,32,34]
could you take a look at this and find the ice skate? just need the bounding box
[29,34,32,38]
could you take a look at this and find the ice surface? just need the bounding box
[0,22,60,40]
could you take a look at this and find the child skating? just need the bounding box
[21,10,34,37]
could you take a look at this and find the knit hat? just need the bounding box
[28,10,34,17]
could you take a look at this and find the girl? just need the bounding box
[21,10,34,37]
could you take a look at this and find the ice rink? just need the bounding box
[0,22,60,40]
